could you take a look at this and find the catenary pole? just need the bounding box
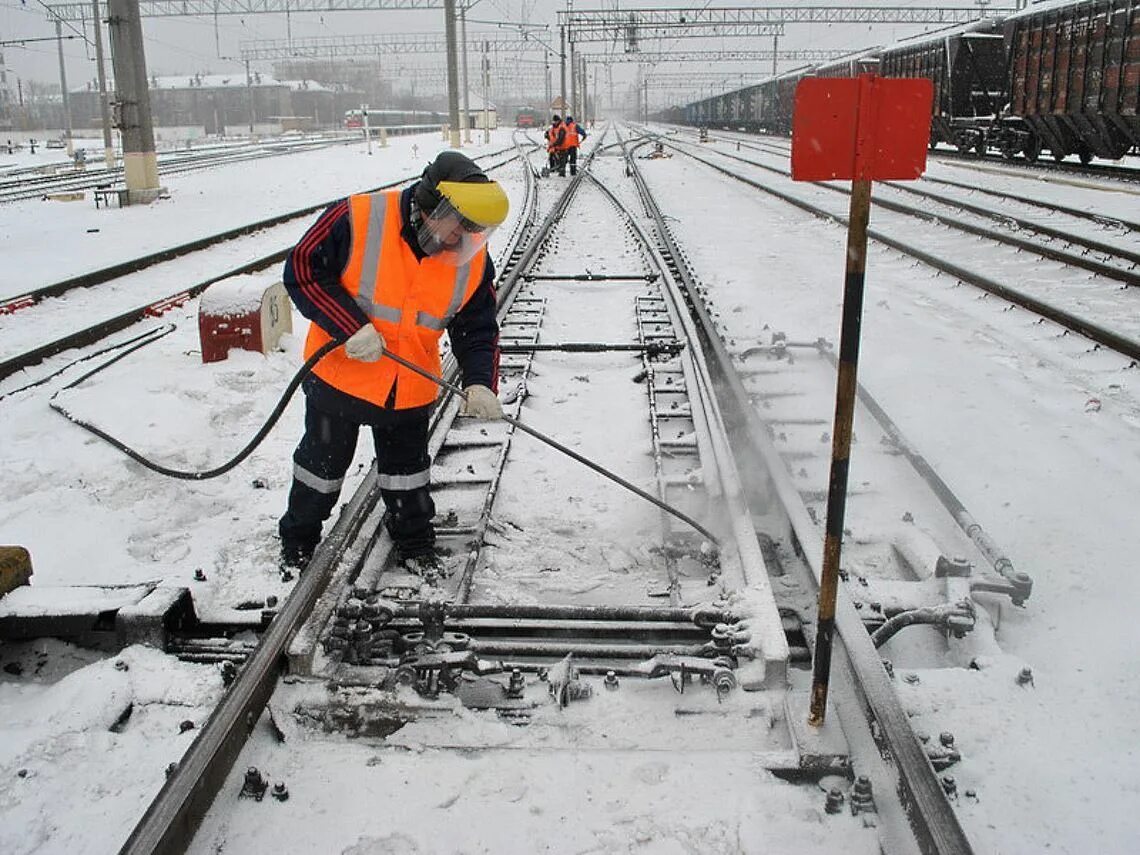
[108,0,160,201]
[54,19,74,158]
[92,0,115,168]
[443,0,461,147]
[460,1,471,144]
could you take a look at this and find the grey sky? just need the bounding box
[3,1,1003,107]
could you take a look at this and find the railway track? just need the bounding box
[653,130,1140,364]
[85,124,1018,855]
[692,128,1140,234]
[0,144,525,388]
[688,124,1140,184]
[0,134,364,204]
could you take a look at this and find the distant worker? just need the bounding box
[278,151,509,576]
[546,115,567,177]
[562,115,587,176]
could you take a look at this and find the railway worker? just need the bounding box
[277,151,509,576]
[546,115,567,176]
[562,115,586,176]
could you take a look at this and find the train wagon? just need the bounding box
[760,69,808,136]
[1006,0,1140,162]
[515,107,541,128]
[878,19,1008,155]
[813,49,882,79]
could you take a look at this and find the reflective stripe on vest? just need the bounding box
[302,190,486,410]
[351,196,473,331]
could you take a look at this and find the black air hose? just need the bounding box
[50,338,340,480]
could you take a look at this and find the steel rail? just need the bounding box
[0,148,524,386]
[659,137,1140,363]
[114,142,556,855]
[0,135,362,204]
[668,137,1140,287]
[693,128,1140,233]
[1,144,519,315]
[619,133,974,855]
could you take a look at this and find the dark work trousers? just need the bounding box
[278,398,436,560]
[567,146,579,175]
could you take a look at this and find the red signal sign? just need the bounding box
[791,74,934,182]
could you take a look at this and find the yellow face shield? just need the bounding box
[415,179,510,267]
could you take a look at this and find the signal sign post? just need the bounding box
[791,73,933,727]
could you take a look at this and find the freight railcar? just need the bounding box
[877,19,1008,155]
[669,0,1138,165]
[1006,0,1139,162]
[814,49,881,79]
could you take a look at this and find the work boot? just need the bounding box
[280,538,317,572]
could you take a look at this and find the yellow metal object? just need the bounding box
[0,546,33,597]
[435,179,509,227]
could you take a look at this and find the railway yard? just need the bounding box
[1,120,1139,855]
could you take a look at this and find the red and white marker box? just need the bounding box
[198,276,292,363]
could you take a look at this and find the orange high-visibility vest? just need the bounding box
[303,190,486,409]
[546,121,563,152]
[563,122,579,148]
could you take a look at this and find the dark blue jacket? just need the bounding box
[283,185,499,423]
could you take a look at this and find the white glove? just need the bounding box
[461,384,502,419]
[344,324,384,362]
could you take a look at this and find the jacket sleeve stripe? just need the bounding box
[293,200,359,335]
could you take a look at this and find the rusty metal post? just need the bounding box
[809,174,873,726]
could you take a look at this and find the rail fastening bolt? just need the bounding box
[1017,666,1034,687]
[604,670,620,691]
[825,788,845,814]
[272,782,289,802]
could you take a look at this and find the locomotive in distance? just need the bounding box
[343,108,449,131]
[667,0,1138,165]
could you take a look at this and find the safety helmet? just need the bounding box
[565,115,574,122]
[551,115,561,124]
[413,150,509,266]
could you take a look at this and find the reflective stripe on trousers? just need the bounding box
[293,463,344,494]
[377,468,430,491]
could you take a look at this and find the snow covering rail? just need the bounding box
[0,144,521,321]
[690,127,1140,232]
[0,133,362,204]
[115,136,577,855]
[668,135,1140,287]
[658,135,1140,365]
[615,135,976,855]
[0,146,524,384]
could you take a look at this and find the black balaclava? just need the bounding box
[413,150,489,217]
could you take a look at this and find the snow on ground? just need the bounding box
[1,129,517,295]
[635,141,1140,855]
[1,122,1138,853]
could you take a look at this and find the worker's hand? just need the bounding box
[344,324,384,362]
[461,384,502,419]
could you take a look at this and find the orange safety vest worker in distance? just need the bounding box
[546,120,564,152]
[302,189,486,410]
[563,122,579,149]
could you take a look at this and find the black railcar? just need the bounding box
[877,19,1008,156]
[1006,0,1139,162]
[668,1,1138,165]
